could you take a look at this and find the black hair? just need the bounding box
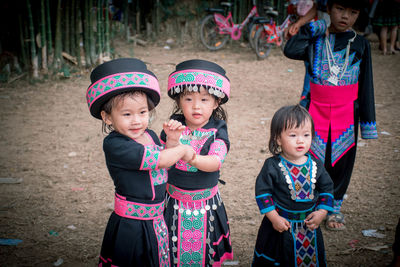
[269,104,315,156]
[327,0,366,11]
[100,90,156,134]
[170,85,228,122]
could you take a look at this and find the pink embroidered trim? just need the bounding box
[114,193,164,220]
[168,69,230,98]
[139,145,161,171]
[212,252,234,267]
[153,217,170,267]
[166,184,218,202]
[86,72,160,108]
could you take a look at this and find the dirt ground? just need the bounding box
[0,35,399,267]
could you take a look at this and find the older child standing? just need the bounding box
[160,59,233,266]
[86,58,195,266]
[284,0,378,230]
[253,105,334,266]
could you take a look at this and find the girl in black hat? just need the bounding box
[86,58,195,266]
[160,59,233,266]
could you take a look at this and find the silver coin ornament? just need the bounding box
[212,204,217,210]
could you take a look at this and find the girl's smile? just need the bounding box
[101,93,150,143]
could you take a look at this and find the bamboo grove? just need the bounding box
[0,0,287,82]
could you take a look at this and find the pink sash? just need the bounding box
[309,82,358,166]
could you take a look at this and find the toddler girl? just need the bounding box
[160,59,233,266]
[86,58,194,266]
[253,105,334,267]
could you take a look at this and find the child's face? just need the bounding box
[328,3,360,33]
[277,119,312,164]
[179,87,218,130]
[101,93,150,140]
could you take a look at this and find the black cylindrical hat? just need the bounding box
[167,59,230,104]
[86,58,160,119]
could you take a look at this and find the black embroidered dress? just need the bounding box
[99,130,170,267]
[160,115,233,267]
[253,154,334,267]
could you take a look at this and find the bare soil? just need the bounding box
[0,37,399,266]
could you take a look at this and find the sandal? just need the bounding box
[325,213,346,231]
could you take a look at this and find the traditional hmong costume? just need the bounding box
[284,20,378,212]
[86,58,170,266]
[253,154,334,266]
[161,59,233,266]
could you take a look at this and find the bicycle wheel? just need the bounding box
[199,14,229,51]
[248,23,259,50]
[254,26,274,59]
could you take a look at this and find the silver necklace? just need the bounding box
[325,30,357,86]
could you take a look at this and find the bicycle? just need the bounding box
[253,12,296,59]
[199,1,261,51]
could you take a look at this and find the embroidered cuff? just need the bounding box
[140,146,161,170]
[316,193,334,212]
[309,19,327,37]
[360,121,378,139]
[256,194,275,214]
[209,139,228,169]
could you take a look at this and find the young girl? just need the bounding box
[253,105,334,267]
[86,58,195,266]
[284,0,378,230]
[160,59,233,266]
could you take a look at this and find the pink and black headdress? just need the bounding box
[167,59,230,104]
[86,58,160,119]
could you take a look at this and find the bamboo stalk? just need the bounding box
[54,0,63,70]
[40,0,48,71]
[83,0,92,67]
[97,0,103,63]
[65,0,70,54]
[104,0,110,58]
[75,0,82,67]
[45,0,53,67]
[26,0,39,78]
[70,0,76,57]
[18,15,28,71]
[89,0,96,64]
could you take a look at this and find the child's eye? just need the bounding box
[289,134,296,137]
[305,133,311,137]
[123,113,130,116]
[140,110,148,115]
[202,98,209,102]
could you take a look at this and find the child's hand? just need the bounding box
[163,119,185,147]
[271,215,291,233]
[181,145,196,162]
[266,210,291,233]
[304,209,328,230]
[288,22,300,38]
